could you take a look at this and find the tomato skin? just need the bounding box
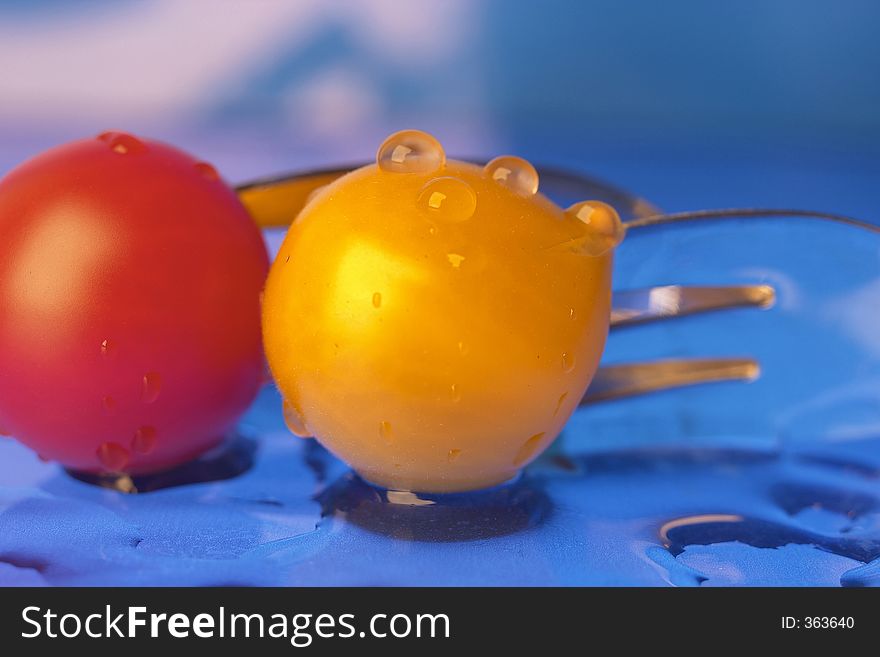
[0,132,269,474]
[263,132,622,493]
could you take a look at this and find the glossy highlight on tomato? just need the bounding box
[0,132,269,474]
[263,129,624,493]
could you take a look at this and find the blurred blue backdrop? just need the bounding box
[1,0,879,217]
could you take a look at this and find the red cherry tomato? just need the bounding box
[0,132,269,474]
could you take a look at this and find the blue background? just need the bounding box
[0,0,879,586]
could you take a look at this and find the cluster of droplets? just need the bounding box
[376,131,543,225]
[94,338,162,472]
[375,130,623,257]
[96,131,220,181]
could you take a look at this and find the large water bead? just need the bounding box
[377,129,446,174]
[418,177,477,223]
[484,155,539,196]
[566,200,625,256]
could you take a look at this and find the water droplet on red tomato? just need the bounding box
[132,426,157,454]
[194,162,219,181]
[97,131,146,155]
[141,373,162,404]
[97,442,130,471]
[100,338,116,358]
[101,396,117,415]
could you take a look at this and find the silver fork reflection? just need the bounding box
[584,284,772,404]
[610,285,774,327]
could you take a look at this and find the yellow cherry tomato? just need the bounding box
[262,130,624,493]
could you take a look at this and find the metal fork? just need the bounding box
[236,165,776,405]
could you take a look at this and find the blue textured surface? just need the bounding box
[1,391,879,586]
[1,205,879,587]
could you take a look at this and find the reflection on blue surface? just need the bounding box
[318,472,552,543]
[66,434,257,493]
[1,402,878,586]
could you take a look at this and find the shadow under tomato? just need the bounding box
[65,433,257,493]
[316,471,553,542]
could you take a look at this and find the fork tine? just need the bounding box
[581,357,760,405]
[611,285,774,328]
